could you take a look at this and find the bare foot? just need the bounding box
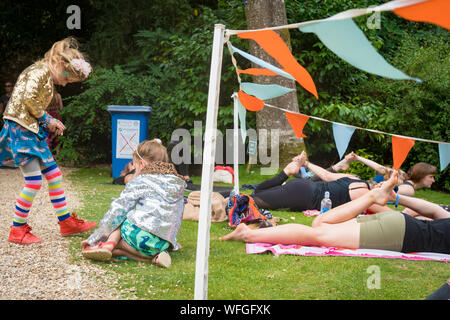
[283,161,302,176]
[220,223,250,242]
[293,151,307,167]
[335,152,356,171]
[372,171,398,205]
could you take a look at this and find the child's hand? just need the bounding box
[48,118,66,136]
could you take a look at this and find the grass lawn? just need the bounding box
[67,166,450,300]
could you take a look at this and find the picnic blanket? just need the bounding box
[246,243,450,262]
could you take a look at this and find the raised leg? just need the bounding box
[312,171,398,227]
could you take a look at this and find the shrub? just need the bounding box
[57,67,160,165]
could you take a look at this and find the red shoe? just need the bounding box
[8,224,42,245]
[58,213,97,236]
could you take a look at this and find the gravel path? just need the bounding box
[0,167,129,300]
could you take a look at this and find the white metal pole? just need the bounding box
[232,92,240,195]
[194,23,226,300]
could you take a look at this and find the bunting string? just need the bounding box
[263,102,448,145]
[225,0,445,35]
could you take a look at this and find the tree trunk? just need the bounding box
[244,0,305,168]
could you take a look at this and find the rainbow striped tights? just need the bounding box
[13,159,70,226]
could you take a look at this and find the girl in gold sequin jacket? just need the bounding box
[1,37,97,245]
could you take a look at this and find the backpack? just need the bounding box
[226,191,269,227]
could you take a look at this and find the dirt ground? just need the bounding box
[0,167,129,300]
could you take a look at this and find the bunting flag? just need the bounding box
[332,123,356,159]
[237,30,318,98]
[285,112,310,138]
[393,0,450,30]
[230,44,295,81]
[237,99,247,144]
[299,18,420,81]
[438,143,450,171]
[392,136,415,170]
[241,82,295,101]
[237,90,264,112]
[237,68,278,76]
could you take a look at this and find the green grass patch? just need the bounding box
[67,166,449,300]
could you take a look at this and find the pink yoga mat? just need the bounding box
[246,243,450,262]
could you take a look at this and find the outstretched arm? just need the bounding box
[304,160,357,182]
[397,195,450,220]
[292,151,357,182]
[353,153,389,176]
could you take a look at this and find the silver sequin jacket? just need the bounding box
[87,173,186,250]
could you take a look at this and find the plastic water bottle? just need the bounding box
[320,191,332,214]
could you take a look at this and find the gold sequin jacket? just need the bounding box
[3,61,54,134]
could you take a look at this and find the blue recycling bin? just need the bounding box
[107,105,152,178]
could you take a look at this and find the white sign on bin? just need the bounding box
[116,119,140,159]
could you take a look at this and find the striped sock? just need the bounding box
[13,171,42,226]
[42,164,70,222]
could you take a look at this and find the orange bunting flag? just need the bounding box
[237,68,279,76]
[393,0,450,30]
[392,136,415,170]
[285,112,310,138]
[238,90,264,112]
[237,30,318,99]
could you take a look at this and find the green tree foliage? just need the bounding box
[58,67,161,163]
[0,0,98,82]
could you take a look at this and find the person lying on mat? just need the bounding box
[344,152,437,196]
[221,171,450,254]
[251,151,391,214]
[343,152,441,219]
[112,161,136,185]
[81,139,186,268]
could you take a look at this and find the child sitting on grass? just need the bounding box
[81,139,186,268]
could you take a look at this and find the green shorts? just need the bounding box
[120,218,170,258]
[357,211,406,252]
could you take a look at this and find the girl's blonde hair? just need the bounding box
[40,37,90,81]
[133,139,169,164]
